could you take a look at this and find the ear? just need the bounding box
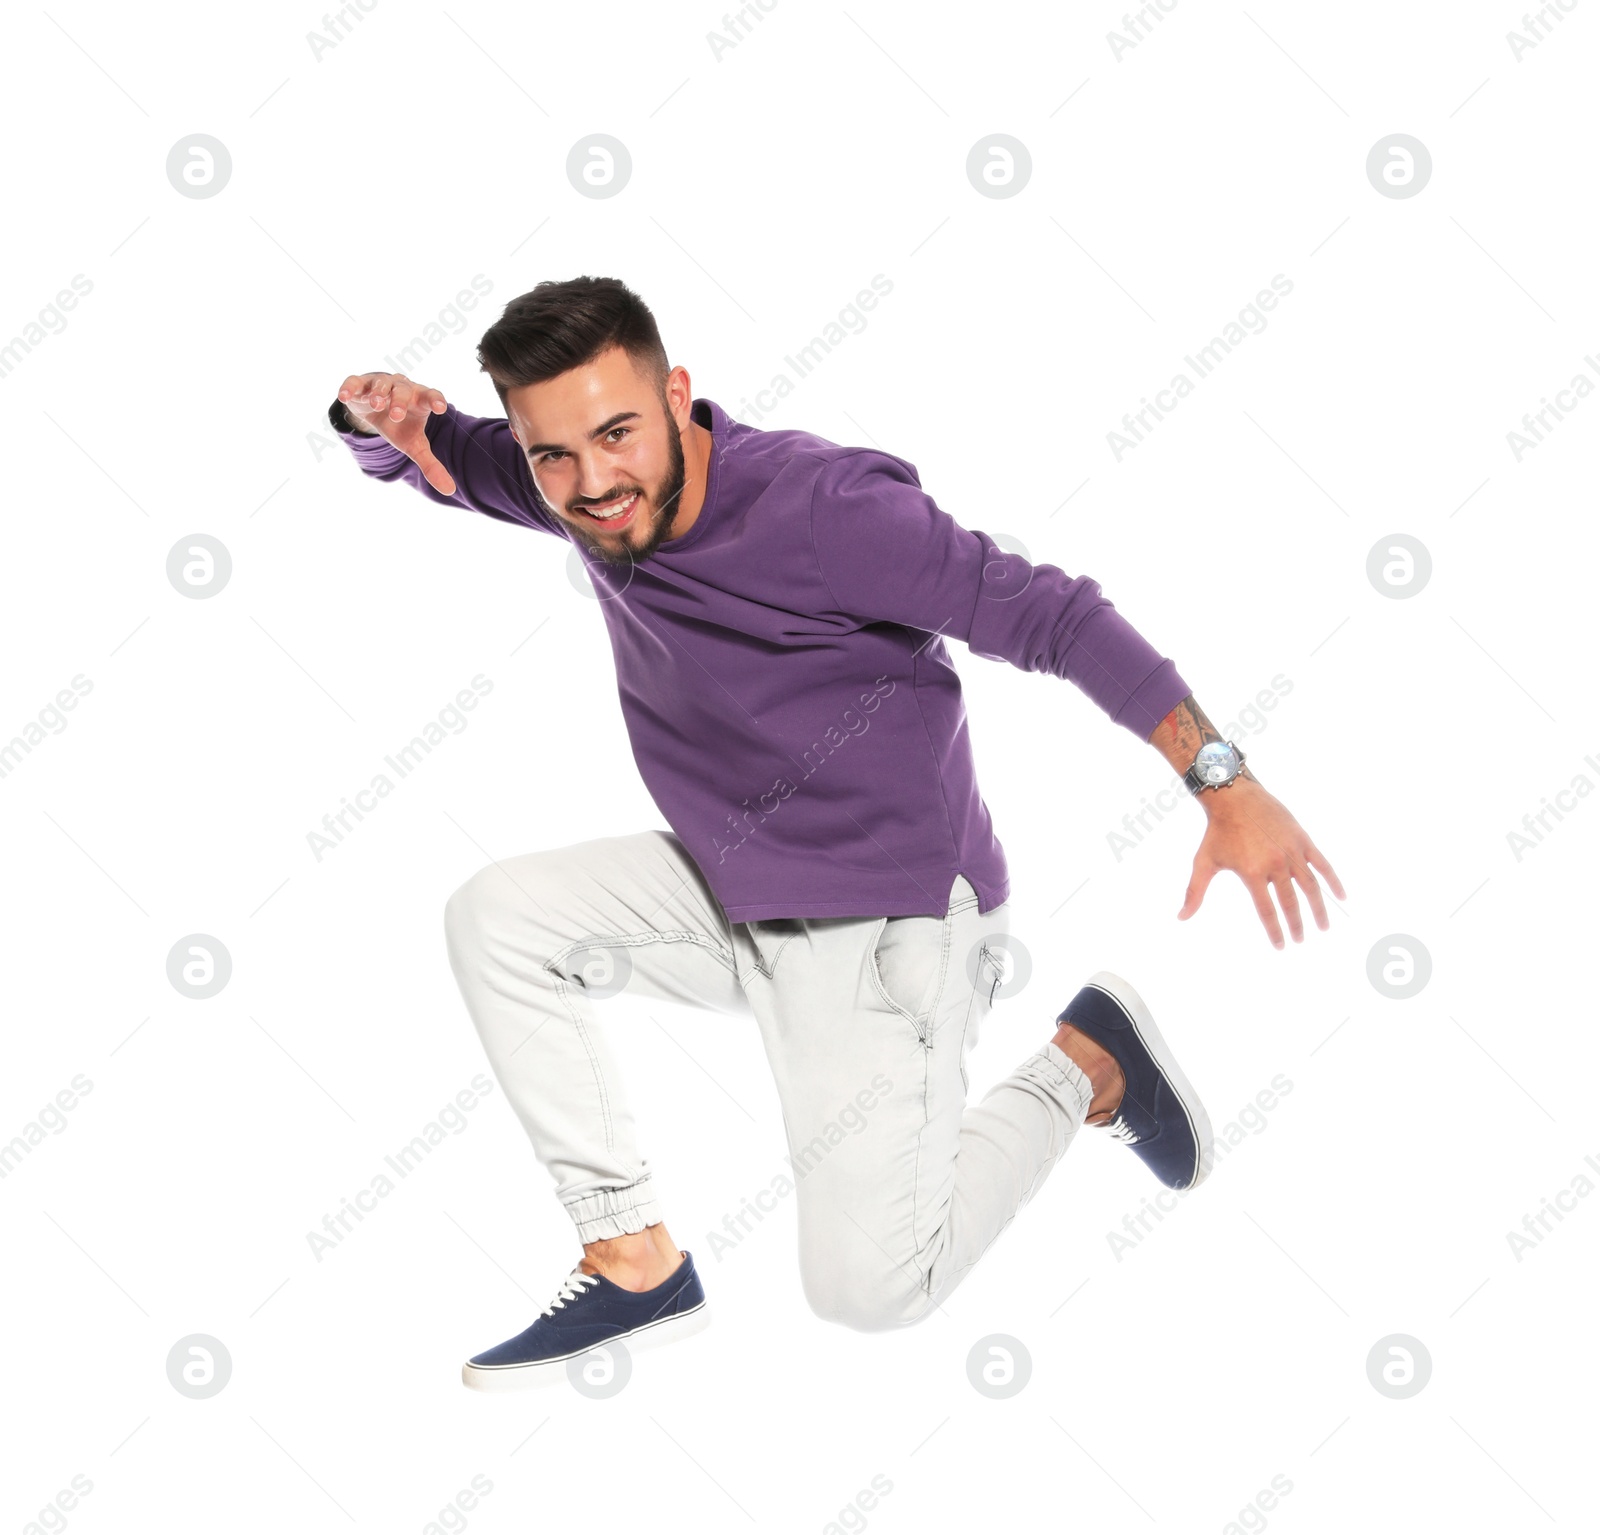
[662,363,694,425]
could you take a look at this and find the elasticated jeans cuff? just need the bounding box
[565,1175,664,1243]
[1028,1043,1095,1123]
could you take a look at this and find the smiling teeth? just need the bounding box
[588,493,637,520]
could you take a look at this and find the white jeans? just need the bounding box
[442,829,1093,1331]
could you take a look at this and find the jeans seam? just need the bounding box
[908,1009,933,1283]
[909,888,967,1268]
[921,902,958,1042]
[551,974,615,1154]
[956,948,984,1096]
[919,872,973,1047]
[545,929,738,976]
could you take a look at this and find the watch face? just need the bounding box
[1195,741,1237,784]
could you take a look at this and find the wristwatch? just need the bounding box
[1184,739,1247,794]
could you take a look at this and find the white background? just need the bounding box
[2,1,1594,1531]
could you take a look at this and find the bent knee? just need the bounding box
[443,860,543,956]
[443,864,490,948]
[802,1264,931,1333]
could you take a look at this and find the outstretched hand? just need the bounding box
[337,371,458,496]
[1179,778,1345,947]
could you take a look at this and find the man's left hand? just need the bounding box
[1178,778,1345,948]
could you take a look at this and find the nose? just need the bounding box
[573,455,624,504]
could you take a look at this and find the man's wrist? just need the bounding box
[1149,695,1262,798]
[1196,768,1263,811]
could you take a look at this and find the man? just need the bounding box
[329,275,1343,1391]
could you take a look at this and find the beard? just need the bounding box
[566,404,687,569]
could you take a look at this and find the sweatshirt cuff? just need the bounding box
[336,417,409,465]
[341,426,398,451]
[1110,657,1190,740]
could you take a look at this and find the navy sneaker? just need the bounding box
[1059,971,1213,1192]
[461,1250,710,1392]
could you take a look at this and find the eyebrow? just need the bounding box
[522,410,642,458]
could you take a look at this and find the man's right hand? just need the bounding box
[336,372,457,495]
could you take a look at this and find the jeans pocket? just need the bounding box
[973,943,998,1007]
[869,911,948,1040]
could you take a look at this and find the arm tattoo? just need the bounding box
[1151,694,1260,784]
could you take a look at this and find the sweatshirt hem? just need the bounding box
[723,875,1009,923]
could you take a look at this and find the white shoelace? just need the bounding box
[1104,1113,1141,1146]
[540,1267,601,1317]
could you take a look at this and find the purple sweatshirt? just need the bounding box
[341,397,1190,921]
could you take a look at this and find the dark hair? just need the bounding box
[477,276,669,411]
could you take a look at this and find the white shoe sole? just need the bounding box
[1081,970,1214,1190]
[461,1301,711,1393]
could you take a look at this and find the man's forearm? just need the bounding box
[1147,694,1262,789]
